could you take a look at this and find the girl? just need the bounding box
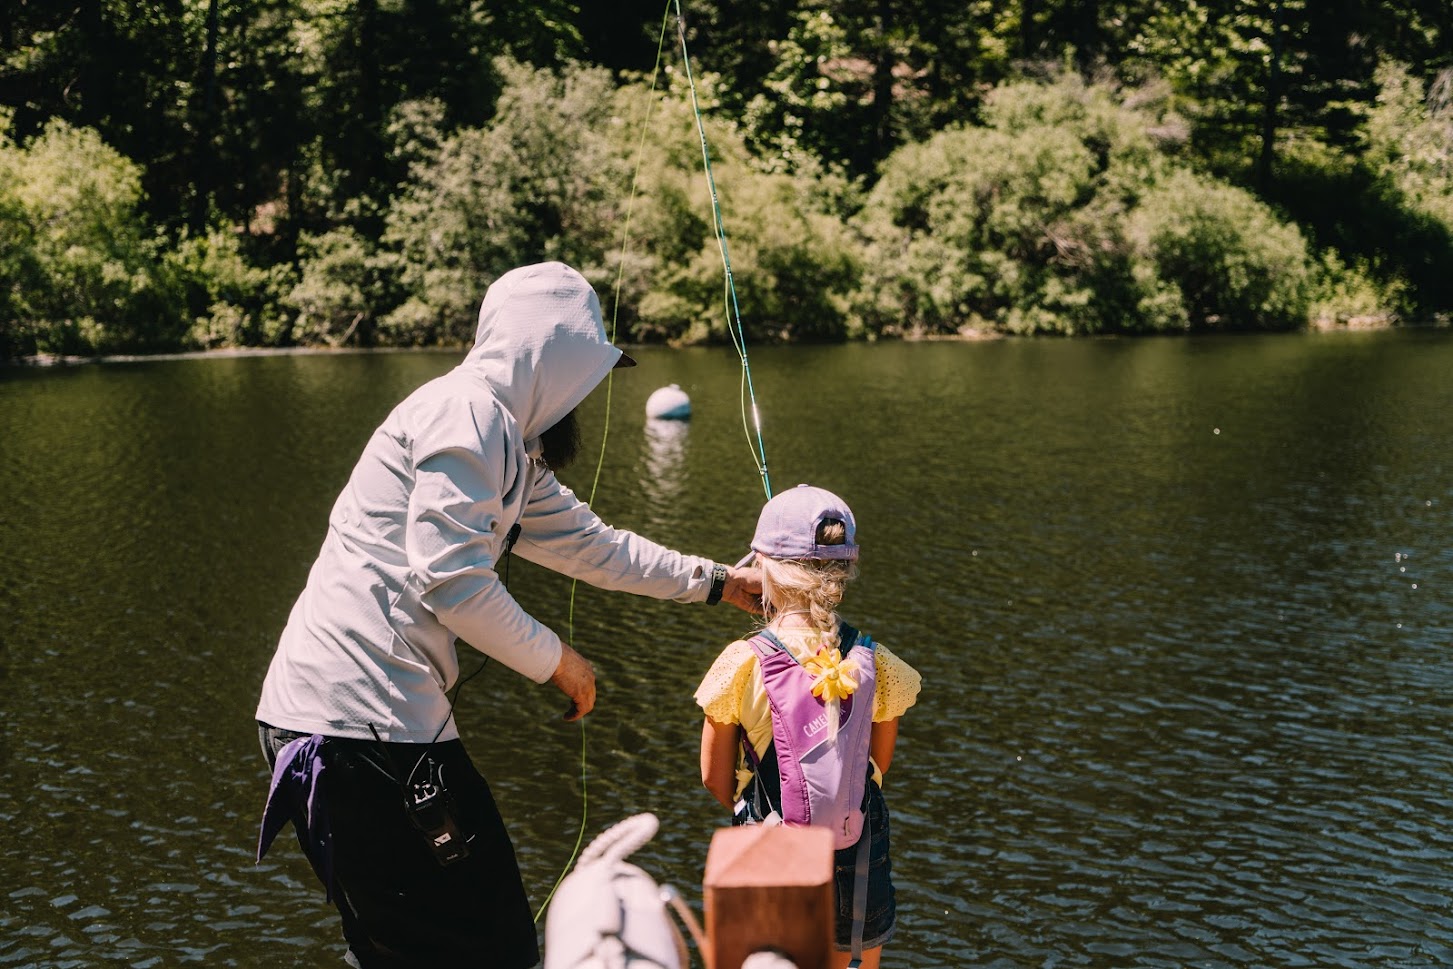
[695,484,921,969]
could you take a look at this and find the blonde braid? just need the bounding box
[760,521,858,646]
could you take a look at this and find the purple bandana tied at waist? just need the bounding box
[256,734,334,900]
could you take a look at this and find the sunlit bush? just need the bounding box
[0,118,187,355]
[377,60,860,347]
[283,227,392,347]
[1307,251,1405,329]
[1127,169,1313,331]
[0,167,43,358]
[170,227,290,349]
[381,59,627,345]
[626,70,861,343]
[853,74,1321,335]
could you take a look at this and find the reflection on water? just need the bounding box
[3,333,1453,968]
[640,417,691,510]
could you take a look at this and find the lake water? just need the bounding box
[2,331,1452,968]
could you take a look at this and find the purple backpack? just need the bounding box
[744,622,877,850]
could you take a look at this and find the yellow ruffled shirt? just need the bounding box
[694,627,922,798]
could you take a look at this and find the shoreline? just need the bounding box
[8,345,454,368]
[8,317,1447,368]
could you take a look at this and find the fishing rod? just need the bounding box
[672,0,773,501]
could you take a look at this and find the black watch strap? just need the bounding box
[706,564,728,605]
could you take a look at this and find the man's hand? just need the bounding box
[720,565,764,615]
[550,642,596,722]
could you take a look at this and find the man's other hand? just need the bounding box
[550,642,596,721]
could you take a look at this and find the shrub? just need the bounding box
[853,123,1091,334]
[1127,169,1313,331]
[169,227,289,349]
[0,169,43,358]
[1307,252,1406,328]
[284,227,392,347]
[854,74,1318,335]
[0,118,187,354]
[381,59,628,345]
[380,59,862,347]
[627,70,861,343]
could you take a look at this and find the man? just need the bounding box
[255,261,759,968]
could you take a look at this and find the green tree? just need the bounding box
[1,0,205,226]
[630,70,862,343]
[170,225,290,349]
[853,74,1318,335]
[738,0,973,180]
[671,0,799,116]
[0,119,187,354]
[1127,168,1313,330]
[283,227,389,346]
[1119,0,1307,181]
[1368,63,1453,225]
[216,0,309,248]
[379,59,628,345]
[1361,62,1453,317]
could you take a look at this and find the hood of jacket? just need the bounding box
[462,262,626,442]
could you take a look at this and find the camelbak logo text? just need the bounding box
[804,713,828,738]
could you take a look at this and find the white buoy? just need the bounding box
[645,384,691,421]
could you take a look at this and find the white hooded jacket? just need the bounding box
[256,263,715,742]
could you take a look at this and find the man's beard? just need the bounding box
[539,408,582,470]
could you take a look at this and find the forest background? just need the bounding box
[1,0,1450,360]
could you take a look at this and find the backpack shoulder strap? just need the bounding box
[837,621,873,653]
[740,630,783,771]
[747,628,787,657]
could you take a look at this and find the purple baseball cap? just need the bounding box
[749,484,859,562]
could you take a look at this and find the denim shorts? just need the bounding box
[258,723,538,969]
[832,781,896,951]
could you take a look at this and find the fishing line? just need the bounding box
[672,0,774,500]
[533,0,777,922]
[531,7,678,925]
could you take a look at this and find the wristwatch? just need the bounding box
[706,564,728,605]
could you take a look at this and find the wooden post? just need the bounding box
[703,825,834,969]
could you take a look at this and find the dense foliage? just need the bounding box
[854,78,1326,335]
[1,0,1449,357]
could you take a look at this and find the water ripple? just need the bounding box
[5,336,1453,965]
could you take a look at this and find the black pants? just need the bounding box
[259,724,539,969]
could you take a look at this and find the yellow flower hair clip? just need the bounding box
[803,647,859,704]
